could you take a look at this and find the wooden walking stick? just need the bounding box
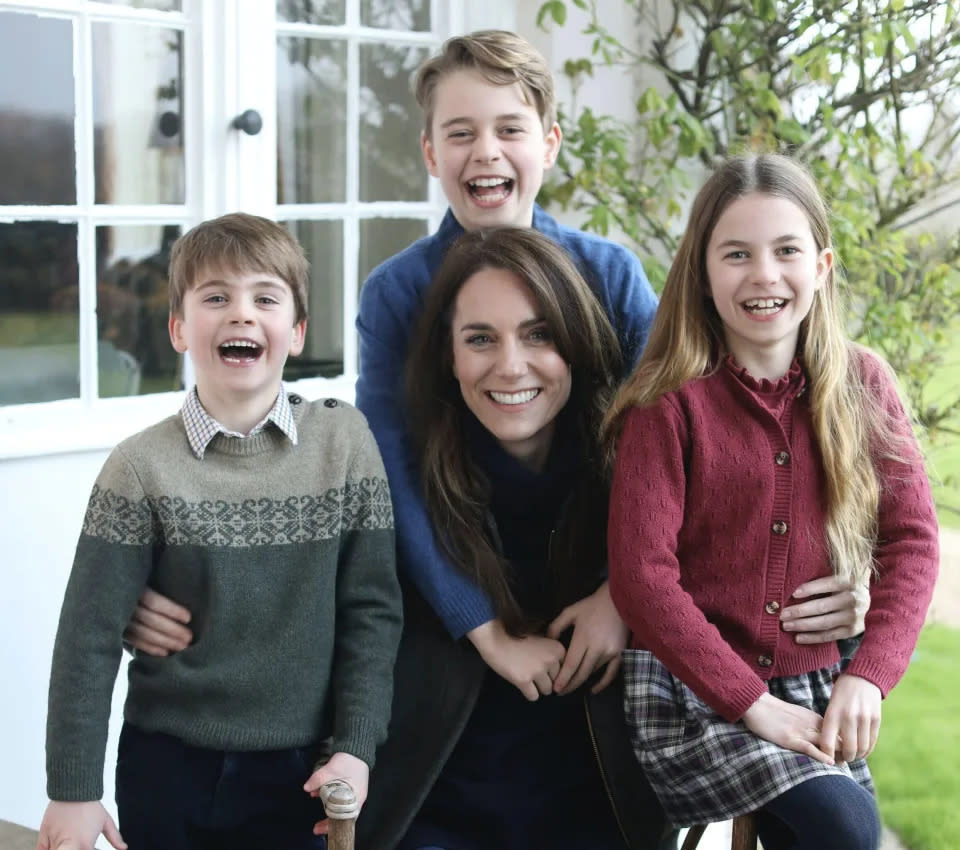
[318,779,359,850]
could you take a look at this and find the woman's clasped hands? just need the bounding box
[467,580,629,701]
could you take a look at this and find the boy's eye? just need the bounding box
[256,295,279,305]
[499,126,525,136]
[203,294,227,303]
[448,129,472,140]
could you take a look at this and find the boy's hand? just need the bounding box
[36,800,126,850]
[304,752,369,836]
[742,692,835,766]
[820,674,881,763]
[547,580,629,695]
[123,588,193,656]
[780,576,868,643]
[467,619,565,701]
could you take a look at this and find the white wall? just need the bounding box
[1,449,126,840]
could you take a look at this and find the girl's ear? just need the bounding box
[816,247,834,287]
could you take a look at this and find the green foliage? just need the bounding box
[869,625,960,848]
[538,0,960,515]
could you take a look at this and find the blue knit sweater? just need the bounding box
[355,205,658,638]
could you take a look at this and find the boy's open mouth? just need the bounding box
[467,177,514,204]
[742,297,787,316]
[218,339,263,364]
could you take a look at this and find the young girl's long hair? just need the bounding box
[407,227,623,634]
[604,153,908,586]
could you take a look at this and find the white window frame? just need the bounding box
[0,0,516,459]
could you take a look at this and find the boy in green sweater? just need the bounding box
[38,213,402,850]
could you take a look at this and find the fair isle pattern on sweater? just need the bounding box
[46,395,402,803]
[82,479,393,546]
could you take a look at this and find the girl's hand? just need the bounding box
[304,751,369,837]
[780,576,869,644]
[547,581,630,695]
[123,588,193,656]
[820,674,881,763]
[467,619,565,701]
[742,692,834,766]
[36,800,126,850]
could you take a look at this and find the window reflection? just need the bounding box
[282,220,344,379]
[92,23,185,205]
[277,38,347,204]
[0,12,75,205]
[359,218,428,286]
[0,222,80,404]
[359,43,428,202]
[361,0,429,31]
[276,0,345,25]
[95,225,183,397]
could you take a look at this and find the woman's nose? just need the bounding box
[495,340,526,377]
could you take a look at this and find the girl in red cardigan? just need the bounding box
[606,154,939,850]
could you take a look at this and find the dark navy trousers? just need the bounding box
[115,723,327,850]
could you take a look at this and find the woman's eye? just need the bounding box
[465,334,491,346]
[528,327,552,343]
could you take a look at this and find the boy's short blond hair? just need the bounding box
[415,30,557,137]
[169,213,309,323]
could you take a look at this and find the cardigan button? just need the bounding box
[772,520,788,535]
[758,655,774,668]
[765,600,781,615]
[774,451,790,466]
[324,398,339,408]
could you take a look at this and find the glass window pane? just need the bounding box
[0,222,80,405]
[283,220,344,379]
[359,218,428,287]
[92,23,185,205]
[96,224,182,398]
[361,0,430,31]
[359,44,429,202]
[0,12,75,205]
[277,38,346,204]
[98,0,182,9]
[276,0,344,25]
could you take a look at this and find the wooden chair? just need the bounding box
[318,779,359,850]
[681,813,758,850]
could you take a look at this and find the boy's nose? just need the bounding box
[228,301,256,324]
[472,132,501,163]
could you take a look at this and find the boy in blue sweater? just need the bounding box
[126,29,867,702]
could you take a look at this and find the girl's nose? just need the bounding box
[752,254,779,285]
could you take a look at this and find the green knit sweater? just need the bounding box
[46,395,401,801]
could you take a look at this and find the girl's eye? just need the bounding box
[777,245,800,256]
[725,250,748,260]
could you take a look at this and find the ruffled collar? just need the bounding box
[723,354,806,396]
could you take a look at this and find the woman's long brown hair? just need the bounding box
[405,227,623,634]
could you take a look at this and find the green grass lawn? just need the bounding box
[869,625,960,849]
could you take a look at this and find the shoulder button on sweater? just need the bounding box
[324,398,338,408]
[288,394,302,405]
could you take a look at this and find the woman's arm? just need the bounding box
[466,619,565,701]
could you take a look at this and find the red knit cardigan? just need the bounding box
[608,354,939,722]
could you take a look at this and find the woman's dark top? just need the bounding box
[397,417,624,850]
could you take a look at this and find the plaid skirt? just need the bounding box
[623,649,874,827]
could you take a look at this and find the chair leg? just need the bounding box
[731,813,758,850]
[681,824,707,850]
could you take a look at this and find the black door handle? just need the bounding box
[231,109,263,135]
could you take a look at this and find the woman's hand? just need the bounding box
[547,580,629,695]
[304,751,369,837]
[466,619,565,701]
[780,576,869,643]
[820,674,881,763]
[123,588,193,656]
[742,692,835,766]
